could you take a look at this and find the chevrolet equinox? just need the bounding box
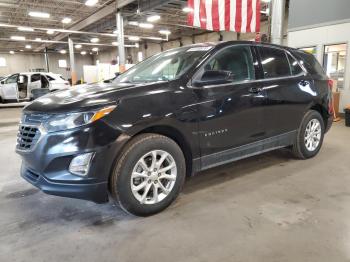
[16,41,333,216]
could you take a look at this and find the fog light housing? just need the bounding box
[69,152,94,176]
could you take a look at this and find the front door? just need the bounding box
[2,74,18,100]
[191,45,266,169]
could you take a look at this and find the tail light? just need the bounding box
[328,79,334,114]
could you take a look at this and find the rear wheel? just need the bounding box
[109,133,186,216]
[291,110,325,159]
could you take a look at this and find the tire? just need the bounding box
[291,110,325,159]
[109,133,186,216]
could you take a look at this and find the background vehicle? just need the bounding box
[0,72,69,102]
[16,42,333,216]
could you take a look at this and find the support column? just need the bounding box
[116,11,126,73]
[68,37,77,86]
[44,47,49,72]
[270,0,285,45]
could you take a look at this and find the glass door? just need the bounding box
[323,44,347,90]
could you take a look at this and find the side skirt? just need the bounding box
[196,130,297,172]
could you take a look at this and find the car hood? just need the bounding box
[24,81,168,113]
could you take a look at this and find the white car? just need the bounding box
[0,72,70,102]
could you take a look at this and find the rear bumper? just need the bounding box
[21,164,109,203]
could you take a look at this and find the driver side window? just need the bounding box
[202,45,255,82]
[5,74,18,84]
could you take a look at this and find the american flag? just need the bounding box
[187,0,261,33]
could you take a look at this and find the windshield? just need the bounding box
[115,46,213,84]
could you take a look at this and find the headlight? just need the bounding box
[44,105,116,132]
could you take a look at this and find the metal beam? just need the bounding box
[270,0,285,45]
[116,12,126,72]
[68,38,77,86]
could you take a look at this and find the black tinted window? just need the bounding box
[259,47,291,78]
[204,45,255,82]
[31,74,41,82]
[287,54,303,75]
[294,51,326,76]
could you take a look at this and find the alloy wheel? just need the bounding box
[304,118,322,152]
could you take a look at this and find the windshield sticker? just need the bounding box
[186,46,213,52]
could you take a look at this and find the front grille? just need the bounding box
[16,125,40,151]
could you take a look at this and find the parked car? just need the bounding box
[0,72,69,102]
[16,41,333,216]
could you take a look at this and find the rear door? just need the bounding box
[192,44,266,162]
[256,46,313,137]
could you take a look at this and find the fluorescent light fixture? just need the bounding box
[60,50,67,54]
[29,11,50,18]
[128,21,139,26]
[11,36,25,41]
[81,51,87,55]
[25,45,32,49]
[112,42,118,46]
[85,0,98,6]
[128,36,140,41]
[261,0,271,2]
[35,38,42,41]
[92,47,99,52]
[90,37,99,43]
[62,17,72,24]
[18,26,34,32]
[182,7,193,13]
[75,44,82,49]
[159,29,171,35]
[9,51,15,54]
[20,50,24,52]
[135,43,139,48]
[146,36,163,41]
[113,30,117,34]
[47,30,54,35]
[147,15,160,22]
[139,23,154,29]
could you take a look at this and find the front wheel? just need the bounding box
[291,110,325,159]
[109,133,186,216]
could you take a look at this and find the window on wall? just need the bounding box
[323,43,347,89]
[0,57,6,67]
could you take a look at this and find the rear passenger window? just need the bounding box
[258,47,291,78]
[287,54,303,75]
[31,74,41,82]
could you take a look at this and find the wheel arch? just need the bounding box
[134,125,194,177]
[309,103,328,127]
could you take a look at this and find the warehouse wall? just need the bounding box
[0,53,94,81]
[289,0,350,31]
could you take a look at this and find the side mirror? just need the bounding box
[193,70,234,87]
[0,81,4,85]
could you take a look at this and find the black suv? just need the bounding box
[16,41,333,216]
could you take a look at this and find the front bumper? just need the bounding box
[17,120,130,203]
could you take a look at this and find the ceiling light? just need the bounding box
[9,51,15,54]
[112,42,118,46]
[75,44,82,49]
[47,30,54,35]
[90,37,99,43]
[135,43,139,48]
[147,15,160,22]
[18,26,34,32]
[182,7,193,13]
[128,36,140,41]
[25,45,32,49]
[62,17,72,24]
[11,36,25,41]
[139,23,154,29]
[29,11,50,18]
[85,0,98,6]
[20,50,24,52]
[35,38,42,41]
[92,47,99,52]
[60,50,67,54]
[128,21,139,26]
[81,51,87,55]
[113,30,117,34]
[159,29,171,35]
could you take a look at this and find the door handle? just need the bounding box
[249,87,262,93]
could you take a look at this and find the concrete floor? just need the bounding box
[0,107,349,262]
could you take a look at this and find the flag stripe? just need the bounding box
[188,0,260,33]
[205,0,213,30]
[246,0,253,32]
[212,0,219,31]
